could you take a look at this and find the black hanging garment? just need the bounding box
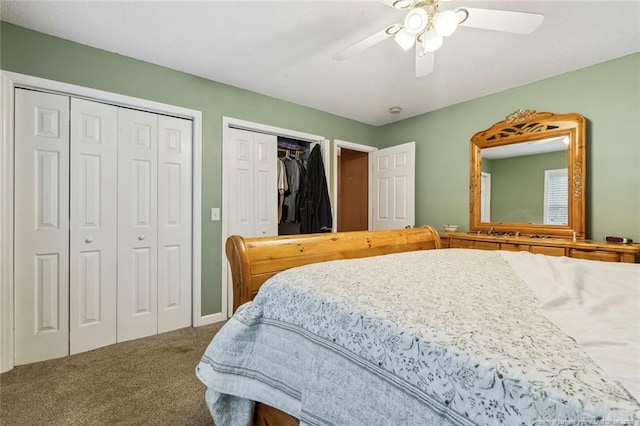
[299,145,332,233]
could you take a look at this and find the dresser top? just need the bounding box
[441,232,640,254]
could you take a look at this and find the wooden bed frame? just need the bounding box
[224,226,442,425]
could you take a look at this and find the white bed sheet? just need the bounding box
[500,250,640,401]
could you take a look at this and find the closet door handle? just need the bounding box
[138,235,146,241]
[85,237,94,244]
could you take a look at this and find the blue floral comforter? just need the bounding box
[197,249,640,425]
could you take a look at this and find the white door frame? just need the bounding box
[332,140,377,232]
[221,117,328,318]
[0,71,204,373]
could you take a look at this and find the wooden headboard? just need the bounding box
[225,226,442,312]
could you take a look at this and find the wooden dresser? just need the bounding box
[439,232,640,263]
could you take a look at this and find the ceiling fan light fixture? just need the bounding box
[422,29,443,53]
[404,8,429,34]
[432,10,459,37]
[394,28,415,51]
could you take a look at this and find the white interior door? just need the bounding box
[224,128,277,312]
[117,108,159,342]
[14,89,70,364]
[225,128,278,238]
[69,98,118,354]
[227,128,258,238]
[253,132,278,237]
[372,141,415,230]
[157,115,192,333]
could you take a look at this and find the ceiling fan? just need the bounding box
[332,0,544,77]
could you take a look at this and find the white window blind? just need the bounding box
[544,168,568,225]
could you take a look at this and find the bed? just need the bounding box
[196,227,640,425]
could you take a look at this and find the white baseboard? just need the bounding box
[196,312,227,326]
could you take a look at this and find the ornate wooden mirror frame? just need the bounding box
[470,110,586,238]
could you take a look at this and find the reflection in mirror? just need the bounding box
[469,111,586,239]
[481,136,568,225]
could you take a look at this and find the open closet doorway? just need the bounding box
[221,117,329,318]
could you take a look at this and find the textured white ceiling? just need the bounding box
[2,1,639,126]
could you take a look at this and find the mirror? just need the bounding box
[470,110,586,238]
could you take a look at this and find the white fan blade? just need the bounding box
[377,0,453,9]
[375,0,398,8]
[415,49,434,77]
[375,0,410,9]
[332,26,397,61]
[457,7,544,34]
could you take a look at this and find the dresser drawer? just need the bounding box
[530,246,566,257]
[500,243,530,252]
[451,239,474,249]
[474,241,501,250]
[570,249,621,262]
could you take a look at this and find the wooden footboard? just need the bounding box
[224,226,441,425]
[225,226,442,313]
[253,401,300,426]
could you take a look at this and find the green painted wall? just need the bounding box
[0,22,377,315]
[2,22,639,316]
[376,53,640,241]
[489,151,567,224]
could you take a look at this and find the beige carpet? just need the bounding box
[0,322,224,425]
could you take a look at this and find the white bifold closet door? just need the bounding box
[226,128,278,238]
[117,109,159,342]
[69,98,118,355]
[156,115,192,334]
[117,109,192,342]
[14,89,192,364]
[224,128,277,312]
[14,90,71,364]
[14,91,118,363]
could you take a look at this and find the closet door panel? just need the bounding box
[69,98,118,354]
[227,128,256,237]
[157,115,192,332]
[117,108,158,342]
[14,89,70,365]
[225,129,276,312]
[225,128,254,314]
[253,133,278,237]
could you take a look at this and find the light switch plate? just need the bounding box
[211,208,220,221]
